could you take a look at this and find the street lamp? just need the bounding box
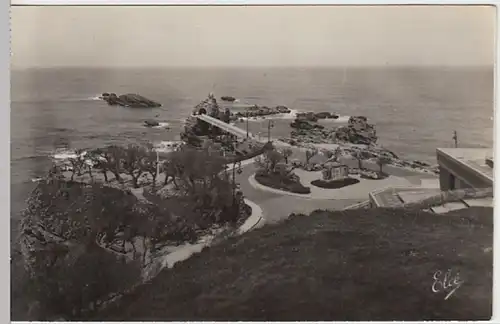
[232,160,242,207]
[452,130,458,148]
[246,109,249,139]
[267,120,275,143]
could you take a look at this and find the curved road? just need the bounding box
[235,164,363,224]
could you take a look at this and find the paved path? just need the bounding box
[235,164,362,223]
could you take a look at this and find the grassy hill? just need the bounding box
[96,207,493,321]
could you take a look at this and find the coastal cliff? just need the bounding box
[17,142,251,320]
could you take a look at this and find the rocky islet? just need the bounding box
[100,93,162,108]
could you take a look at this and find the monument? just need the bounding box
[322,161,349,181]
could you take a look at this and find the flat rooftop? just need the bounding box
[436,148,493,182]
[371,186,494,210]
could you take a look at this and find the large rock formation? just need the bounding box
[289,115,377,146]
[334,116,377,145]
[295,111,339,122]
[101,93,162,108]
[220,96,236,102]
[144,120,160,127]
[233,105,292,118]
[193,93,220,117]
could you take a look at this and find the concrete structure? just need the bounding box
[322,162,349,181]
[436,148,493,191]
[196,114,257,140]
[366,147,494,210]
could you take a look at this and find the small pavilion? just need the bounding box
[322,161,349,181]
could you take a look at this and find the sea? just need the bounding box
[11,66,494,223]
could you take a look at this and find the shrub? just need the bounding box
[359,170,388,180]
[255,170,311,194]
[311,177,360,189]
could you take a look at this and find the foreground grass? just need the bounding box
[97,207,492,321]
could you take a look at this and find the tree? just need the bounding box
[25,242,141,320]
[121,144,148,188]
[162,159,177,187]
[305,148,318,165]
[376,156,391,174]
[265,149,283,173]
[281,147,293,164]
[89,148,110,183]
[333,146,342,162]
[105,145,125,182]
[141,148,160,188]
[324,150,334,160]
[353,151,366,170]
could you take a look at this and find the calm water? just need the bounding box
[11,67,494,219]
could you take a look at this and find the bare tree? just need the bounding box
[281,147,293,164]
[333,146,342,162]
[376,156,391,174]
[142,151,160,188]
[352,151,365,170]
[265,149,283,173]
[305,148,318,165]
[67,149,86,181]
[122,144,148,188]
[89,148,110,183]
[105,145,125,182]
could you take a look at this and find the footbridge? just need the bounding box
[195,114,258,140]
[194,113,294,148]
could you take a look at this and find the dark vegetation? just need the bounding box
[311,177,360,189]
[255,170,311,194]
[254,148,311,194]
[15,142,251,321]
[96,207,493,321]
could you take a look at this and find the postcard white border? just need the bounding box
[6,1,499,324]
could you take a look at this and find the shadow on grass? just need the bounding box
[96,207,493,322]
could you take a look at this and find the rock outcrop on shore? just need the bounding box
[232,105,292,118]
[220,96,236,102]
[290,115,377,146]
[144,120,160,127]
[285,115,437,174]
[335,116,377,145]
[101,93,162,108]
[296,111,339,122]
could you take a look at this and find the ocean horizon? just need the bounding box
[11,66,494,220]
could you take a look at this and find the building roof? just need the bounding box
[370,186,493,211]
[436,148,493,182]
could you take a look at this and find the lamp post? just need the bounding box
[267,120,274,143]
[246,109,249,139]
[232,160,242,207]
[453,130,458,148]
[156,150,160,177]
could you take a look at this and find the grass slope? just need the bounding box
[97,207,492,321]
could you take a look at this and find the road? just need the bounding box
[235,164,362,224]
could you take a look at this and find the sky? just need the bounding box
[11,5,496,68]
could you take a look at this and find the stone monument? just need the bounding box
[322,162,349,181]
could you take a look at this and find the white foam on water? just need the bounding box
[234,109,299,122]
[52,149,100,167]
[151,122,170,129]
[31,177,43,183]
[267,109,300,120]
[52,149,86,160]
[153,140,183,153]
[318,115,351,123]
